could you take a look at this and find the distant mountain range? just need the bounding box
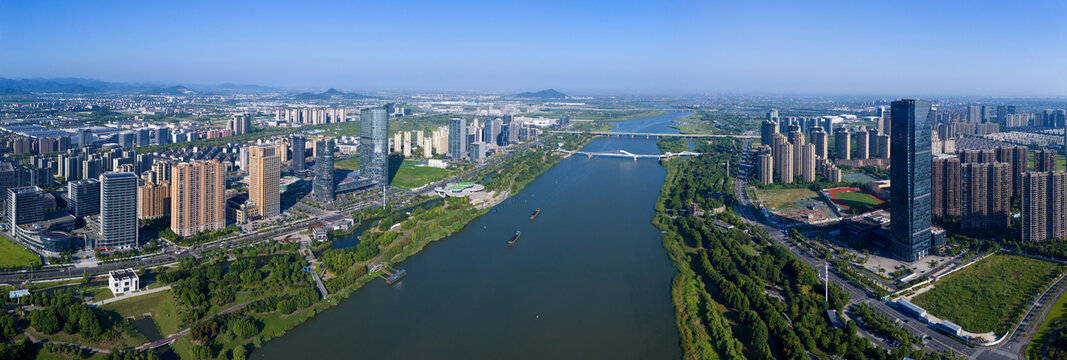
[0,77,279,95]
[292,88,374,100]
[142,85,197,96]
[513,89,567,99]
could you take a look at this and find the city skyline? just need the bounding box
[2,1,1067,96]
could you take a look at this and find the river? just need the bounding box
[253,109,691,359]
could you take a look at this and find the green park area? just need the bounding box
[751,188,819,209]
[912,254,1063,334]
[337,158,450,190]
[391,165,449,190]
[0,233,41,269]
[335,158,450,190]
[334,157,360,170]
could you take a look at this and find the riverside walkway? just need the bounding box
[301,243,330,299]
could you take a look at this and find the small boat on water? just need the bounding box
[529,208,541,220]
[508,231,521,247]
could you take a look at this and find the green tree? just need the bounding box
[232,345,247,360]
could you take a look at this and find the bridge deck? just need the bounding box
[551,130,756,139]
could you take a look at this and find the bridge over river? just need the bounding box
[558,149,701,160]
[551,130,757,139]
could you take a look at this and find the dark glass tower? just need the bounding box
[448,118,467,159]
[359,107,389,186]
[313,138,335,203]
[890,99,933,262]
[291,135,306,172]
[100,172,139,249]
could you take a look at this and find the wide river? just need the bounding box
[254,110,691,359]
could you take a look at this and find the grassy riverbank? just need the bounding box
[652,138,956,360]
[8,133,597,360]
[240,133,597,358]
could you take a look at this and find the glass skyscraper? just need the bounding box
[890,99,933,262]
[313,138,335,203]
[100,172,139,249]
[360,107,389,186]
[292,135,306,172]
[448,118,466,160]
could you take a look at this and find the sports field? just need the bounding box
[912,254,1062,334]
[824,187,885,213]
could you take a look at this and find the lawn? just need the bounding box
[0,233,40,269]
[334,157,360,171]
[912,254,1063,334]
[334,158,449,189]
[100,290,168,319]
[752,188,819,209]
[391,165,449,189]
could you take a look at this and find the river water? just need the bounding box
[253,110,691,359]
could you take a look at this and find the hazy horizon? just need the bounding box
[2,0,1066,97]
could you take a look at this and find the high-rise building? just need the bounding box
[137,180,170,219]
[77,128,93,148]
[789,131,804,177]
[835,129,851,160]
[775,141,793,184]
[230,113,253,135]
[931,156,961,218]
[170,161,226,237]
[960,163,1011,231]
[136,129,151,147]
[249,145,281,218]
[152,162,172,183]
[8,186,44,231]
[960,149,996,164]
[313,139,335,203]
[890,99,933,262]
[800,144,816,182]
[118,132,135,148]
[968,105,982,123]
[760,120,778,147]
[448,118,467,160]
[291,135,307,172]
[855,128,869,159]
[154,127,170,146]
[100,172,139,249]
[810,128,828,159]
[1036,150,1058,172]
[766,109,779,121]
[758,152,773,185]
[994,146,1028,198]
[1021,171,1067,242]
[360,107,390,186]
[878,107,891,136]
[68,177,100,215]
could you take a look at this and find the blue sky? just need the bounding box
[2,0,1065,96]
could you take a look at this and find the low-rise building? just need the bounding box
[108,268,139,295]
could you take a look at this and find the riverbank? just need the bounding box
[652,138,958,360]
[221,133,599,358]
[252,128,680,359]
